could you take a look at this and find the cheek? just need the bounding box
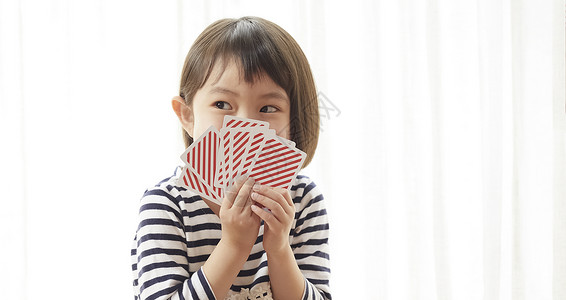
[272,115,291,140]
[278,124,291,140]
[192,113,224,138]
[190,91,225,137]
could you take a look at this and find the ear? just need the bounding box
[171,96,194,138]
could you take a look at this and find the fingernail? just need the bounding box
[253,183,260,191]
[251,192,258,200]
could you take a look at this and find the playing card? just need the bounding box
[224,128,252,187]
[222,115,269,129]
[180,165,222,203]
[248,135,306,190]
[215,116,268,189]
[178,115,307,203]
[238,127,276,178]
[215,127,233,189]
[180,126,223,202]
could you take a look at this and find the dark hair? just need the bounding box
[179,16,319,167]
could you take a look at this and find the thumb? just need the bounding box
[221,175,249,211]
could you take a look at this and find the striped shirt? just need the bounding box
[131,167,331,300]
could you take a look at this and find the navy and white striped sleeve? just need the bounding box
[291,176,332,300]
[132,188,216,300]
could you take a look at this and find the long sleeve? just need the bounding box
[131,187,217,300]
[131,171,331,300]
[290,176,332,300]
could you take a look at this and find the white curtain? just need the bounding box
[1,0,564,299]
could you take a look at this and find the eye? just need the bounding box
[260,105,278,113]
[214,101,232,110]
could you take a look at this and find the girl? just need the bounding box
[131,16,331,300]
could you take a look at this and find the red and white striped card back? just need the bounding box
[179,116,307,203]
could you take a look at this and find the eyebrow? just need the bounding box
[259,91,289,102]
[209,87,239,96]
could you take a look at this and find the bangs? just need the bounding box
[199,18,291,92]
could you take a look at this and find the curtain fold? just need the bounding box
[0,0,27,298]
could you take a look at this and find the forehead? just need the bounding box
[202,59,289,104]
[206,58,276,89]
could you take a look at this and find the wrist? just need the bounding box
[218,237,254,257]
[266,243,293,260]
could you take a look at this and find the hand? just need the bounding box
[250,185,295,255]
[219,176,261,253]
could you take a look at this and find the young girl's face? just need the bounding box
[181,60,291,141]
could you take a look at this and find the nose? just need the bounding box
[235,106,260,121]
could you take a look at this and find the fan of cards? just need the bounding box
[179,116,307,204]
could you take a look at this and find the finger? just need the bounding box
[252,185,293,216]
[251,204,278,226]
[251,190,286,221]
[233,177,255,209]
[273,187,294,208]
[222,175,249,210]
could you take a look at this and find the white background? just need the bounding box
[1,0,565,299]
